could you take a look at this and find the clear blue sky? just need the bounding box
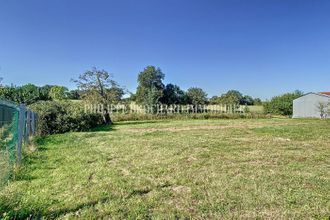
[1,0,329,100]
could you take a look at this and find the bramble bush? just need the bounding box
[29,101,103,136]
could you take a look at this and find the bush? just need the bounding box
[263,91,303,116]
[29,101,103,136]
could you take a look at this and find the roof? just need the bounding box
[294,92,330,101]
[319,92,330,96]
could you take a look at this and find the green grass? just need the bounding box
[0,119,329,219]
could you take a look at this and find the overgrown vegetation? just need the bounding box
[263,91,303,116]
[29,101,103,136]
[0,119,329,219]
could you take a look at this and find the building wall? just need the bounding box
[293,93,330,118]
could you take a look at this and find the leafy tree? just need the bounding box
[160,84,186,104]
[0,84,54,104]
[72,67,124,124]
[209,96,219,104]
[39,85,53,100]
[186,87,208,105]
[241,95,254,105]
[17,84,41,105]
[67,89,81,100]
[49,86,68,101]
[135,66,165,106]
[106,87,125,104]
[217,90,242,105]
[211,90,261,106]
[253,98,262,105]
[0,86,18,102]
[263,90,303,116]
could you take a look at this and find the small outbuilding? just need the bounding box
[293,92,330,118]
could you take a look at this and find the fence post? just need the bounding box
[25,110,30,143]
[31,112,35,135]
[17,104,26,164]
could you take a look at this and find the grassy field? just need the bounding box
[0,119,329,219]
[248,105,264,114]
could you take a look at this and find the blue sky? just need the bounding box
[0,0,329,100]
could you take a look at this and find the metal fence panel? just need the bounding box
[0,100,37,185]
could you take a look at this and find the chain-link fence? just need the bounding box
[0,99,37,185]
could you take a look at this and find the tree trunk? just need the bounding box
[103,109,112,125]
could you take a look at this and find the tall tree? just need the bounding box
[186,87,208,105]
[221,90,242,105]
[135,66,165,106]
[241,95,254,105]
[160,84,186,104]
[73,67,124,124]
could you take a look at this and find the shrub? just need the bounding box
[29,101,103,136]
[263,91,303,116]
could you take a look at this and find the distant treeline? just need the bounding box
[0,84,80,105]
[0,66,262,107]
[0,65,303,117]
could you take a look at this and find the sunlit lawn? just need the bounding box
[0,119,329,219]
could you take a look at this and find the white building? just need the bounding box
[293,92,330,118]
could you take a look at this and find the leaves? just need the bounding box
[73,67,124,104]
[185,87,208,105]
[135,66,165,105]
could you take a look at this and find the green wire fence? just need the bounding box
[0,99,37,185]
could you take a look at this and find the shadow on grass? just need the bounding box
[90,124,116,132]
[115,120,159,126]
[15,136,60,181]
[0,197,110,220]
[91,120,160,132]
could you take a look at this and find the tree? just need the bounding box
[217,90,242,105]
[135,66,165,106]
[209,96,219,104]
[49,86,68,101]
[0,86,17,102]
[39,85,53,100]
[0,84,54,104]
[17,84,41,105]
[67,89,81,100]
[72,67,124,124]
[253,98,262,105]
[263,90,303,116]
[241,95,254,105]
[160,84,186,105]
[106,87,125,104]
[186,87,208,105]
[316,102,329,119]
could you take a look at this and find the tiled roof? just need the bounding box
[319,92,330,96]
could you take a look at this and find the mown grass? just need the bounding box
[0,119,329,219]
